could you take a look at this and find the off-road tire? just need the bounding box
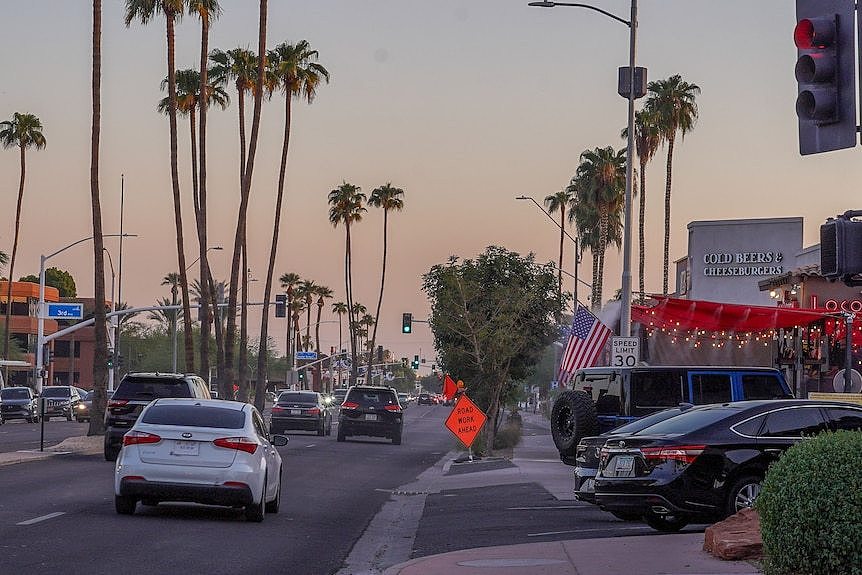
[550,391,599,458]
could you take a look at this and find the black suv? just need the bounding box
[337,386,403,444]
[104,373,211,461]
[0,387,39,423]
[551,366,793,463]
[40,386,83,421]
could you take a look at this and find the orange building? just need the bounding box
[0,281,60,387]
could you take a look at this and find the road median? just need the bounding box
[0,435,103,467]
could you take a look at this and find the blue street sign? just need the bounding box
[45,303,84,320]
[295,351,318,361]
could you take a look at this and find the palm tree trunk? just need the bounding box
[596,205,608,310]
[662,136,675,296]
[239,242,250,402]
[638,159,647,304]
[3,145,25,363]
[314,302,323,354]
[197,12,212,388]
[190,105,199,219]
[88,0,108,436]
[236,0,267,407]
[238,88,246,187]
[165,15,194,373]
[591,249,599,312]
[367,209,389,376]
[305,296,312,352]
[345,223,357,383]
[558,207,565,318]
[257,90,292,406]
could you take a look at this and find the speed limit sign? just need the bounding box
[611,337,639,368]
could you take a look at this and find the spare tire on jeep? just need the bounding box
[550,391,598,458]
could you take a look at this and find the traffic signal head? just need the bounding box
[275,294,287,318]
[794,1,857,155]
[401,357,408,367]
[402,313,413,334]
[298,371,305,382]
[821,214,862,283]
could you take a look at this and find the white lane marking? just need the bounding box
[527,525,650,537]
[305,444,316,448]
[507,506,584,510]
[17,512,66,526]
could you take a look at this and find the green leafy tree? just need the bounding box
[645,74,700,295]
[422,247,565,450]
[1,112,46,361]
[18,268,77,298]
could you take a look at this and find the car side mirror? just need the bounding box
[271,435,289,447]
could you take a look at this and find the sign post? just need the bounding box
[444,394,487,461]
[611,336,639,368]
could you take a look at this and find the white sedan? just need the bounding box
[114,398,287,522]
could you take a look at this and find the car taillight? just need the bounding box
[641,445,706,465]
[305,407,321,415]
[341,402,359,410]
[384,405,401,412]
[123,431,162,446]
[213,437,259,454]
[108,399,129,408]
[271,406,285,413]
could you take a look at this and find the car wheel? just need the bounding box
[115,495,137,515]
[610,511,641,521]
[245,478,266,522]
[265,470,281,514]
[726,475,762,517]
[337,429,346,442]
[392,429,402,445]
[550,391,598,459]
[104,442,119,462]
[642,511,688,532]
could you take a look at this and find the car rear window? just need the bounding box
[278,392,317,404]
[1,388,31,400]
[141,404,245,428]
[346,388,397,407]
[41,387,70,398]
[113,377,192,400]
[634,406,740,435]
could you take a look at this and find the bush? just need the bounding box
[756,431,862,575]
[493,423,523,450]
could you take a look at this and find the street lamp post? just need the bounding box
[36,234,136,393]
[528,0,638,337]
[103,248,117,391]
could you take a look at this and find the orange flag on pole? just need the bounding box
[443,374,458,400]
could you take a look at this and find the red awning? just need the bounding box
[632,296,832,332]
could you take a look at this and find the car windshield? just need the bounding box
[610,407,690,434]
[141,404,245,429]
[113,377,191,400]
[41,387,70,398]
[0,388,30,400]
[278,392,317,405]
[633,406,740,436]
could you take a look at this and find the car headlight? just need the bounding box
[77,404,86,410]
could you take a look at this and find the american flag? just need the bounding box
[558,304,611,386]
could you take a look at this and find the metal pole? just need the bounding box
[620,0,637,337]
[36,254,46,393]
[845,312,854,392]
[171,284,178,372]
[107,256,116,392]
[114,174,124,383]
[573,237,579,307]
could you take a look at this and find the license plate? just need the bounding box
[365,414,378,421]
[173,440,199,456]
[290,409,301,415]
[614,455,634,476]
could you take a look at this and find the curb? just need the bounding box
[0,435,103,468]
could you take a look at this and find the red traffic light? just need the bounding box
[794,17,834,49]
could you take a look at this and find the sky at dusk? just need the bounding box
[1,1,858,365]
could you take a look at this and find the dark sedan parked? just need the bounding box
[270,391,332,436]
[594,399,862,532]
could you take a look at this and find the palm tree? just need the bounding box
[313,285,333,354]
[366,183,404,376]
[148,296,182,331]
[645,74,700,295]
[331,301,348,353]
[256,42,329,397]
[622,109,662,304]
[572,146,626,310]
[0,250,8,273]
[294,279,317,351]
[544,188,574,313]
[125,0,195,373]
[328,183,366,383]
[88,0,109,436]
[279,272,301,368]
[1,112,46,362]
[160,272,181,364]
[189,0,222,395]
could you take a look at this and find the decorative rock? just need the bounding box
[703,508,763,561]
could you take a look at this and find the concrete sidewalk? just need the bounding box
[382,410,762,575]
[0,435,101,467]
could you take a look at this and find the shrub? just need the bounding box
[756,430,862,575]
[493,423,523,450]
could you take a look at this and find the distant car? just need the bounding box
[0,387,39,423]
[338,386,403,444]
[41,385,83,421]
[594,399,862,532]
[104,372,212,462]
[114,398,287,521]
[270,391,332,436]
[397,392,410,407]
[417,393,434,405]
[75,390,94,422]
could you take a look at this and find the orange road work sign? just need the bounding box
[444,394,487,448]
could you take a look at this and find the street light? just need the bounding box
[103,248,117,391]
[515,195,584,308]
[185,245,223,272]
[528,0,639,337]
[36,234,137,392]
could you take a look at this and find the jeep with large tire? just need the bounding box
[551,366,793,464]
